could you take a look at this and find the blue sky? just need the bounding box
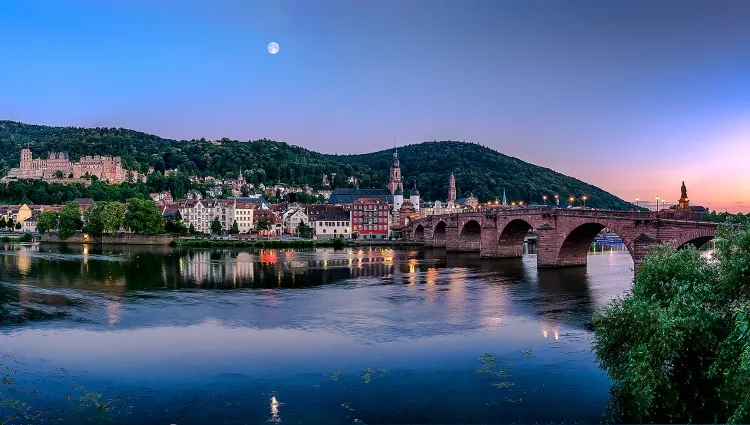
[1,0,749,211]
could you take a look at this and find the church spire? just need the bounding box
[502,189,507,206]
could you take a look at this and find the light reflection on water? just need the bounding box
[0,243,635,424]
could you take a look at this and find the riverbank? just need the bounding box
[41,232,174,245]
[175,238,349,249]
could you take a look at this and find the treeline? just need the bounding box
[701,210,749,224]
[36,199,165,239]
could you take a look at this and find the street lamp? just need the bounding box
[635,197,639,208]
[542,195,548,205]
[655,196,660,213]
[519,201,524,207]
[569,196,575,207]
[511,202,516,207]
[582,195,587,209]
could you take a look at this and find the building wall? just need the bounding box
[351,199,390,238]
[316,219,351,239]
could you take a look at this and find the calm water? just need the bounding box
[0,243,634,425]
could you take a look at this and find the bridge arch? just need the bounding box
[458,219,482,251]
[674,228,716,250]
[497,218,534,258]
[552,220,635,267]
[414,224,425,243]
[433,220,447,247]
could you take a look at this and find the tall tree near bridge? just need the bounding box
[593,223,750,423]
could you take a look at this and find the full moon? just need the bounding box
[267,42,279,55]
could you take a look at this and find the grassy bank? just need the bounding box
[174,238,350,249]
[0,232,34,243]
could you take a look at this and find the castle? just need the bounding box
[4,148,142,184]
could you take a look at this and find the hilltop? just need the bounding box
[0,121,636,209]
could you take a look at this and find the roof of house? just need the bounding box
[317,209,350,221]
[73,198,95,205]
[328,188,393,204]
[231,196,270,209]
[690,205,708,213]
[352,197,390,205]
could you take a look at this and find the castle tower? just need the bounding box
[410,180,420,211]
[448,172,456,203]
[393,187,404,211]
[20,148,32,170]
[387,146,403,195]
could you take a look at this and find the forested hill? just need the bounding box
[0,121,636,209]
[330,141,635,210]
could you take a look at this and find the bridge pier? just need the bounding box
[445,225,460,251]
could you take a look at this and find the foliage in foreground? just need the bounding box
[593,223,750,423]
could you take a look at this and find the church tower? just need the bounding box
[448,172,456,203]
[410,180,420,211]
[387,146,403,195]
[677,181,690,211]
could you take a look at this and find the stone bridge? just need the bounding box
[403,207,718,269]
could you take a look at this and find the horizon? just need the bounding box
[1,0,749,212]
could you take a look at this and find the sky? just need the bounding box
[1,0,749,212]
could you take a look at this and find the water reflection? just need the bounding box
[0,243,637,424]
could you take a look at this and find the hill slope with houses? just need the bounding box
[0,120,635,209]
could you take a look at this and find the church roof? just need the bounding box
[394,188,403,196]
[327,188,393,204]
[391,148,400,168]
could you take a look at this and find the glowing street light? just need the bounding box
[655,196,660,212]
[511,202,516,207]
[569,196,575,206]
[635,197,639,208]
[581,195,587,208]
[519,201,524,207]
[542,195,548,205]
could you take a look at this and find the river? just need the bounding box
[0,243,634,424]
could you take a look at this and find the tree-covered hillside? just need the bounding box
[0,121,637,209]
[331,142,636,210]
[0,121,358,187]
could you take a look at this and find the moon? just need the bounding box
[267,42,279,55]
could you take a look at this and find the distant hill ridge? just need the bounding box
[0,120,635,209]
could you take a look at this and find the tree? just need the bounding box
[83,202,107,240]
[101,202,125,234]
[54,170,64,178]
[189,223,196,234]
[35,210,59,234]
[230,221,239,234]
[593,224,750,423]
[0,217,6,230]
[256,217,272,233]
[297,222,312,238]
[6,218,14,232]
[123,198,164,235]
[210,217,223,235]
[14,222,21,230]
[58,202,81,239]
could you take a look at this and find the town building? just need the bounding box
[177,199,236,234]
[3,148,143,184]
[149,191,173,204]
[351,198,390,238]
[234,200,256,234]
[315,209,351,239]
[253,209,281,237]
[282,207,309,235]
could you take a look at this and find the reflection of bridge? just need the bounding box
[404,208,718,269]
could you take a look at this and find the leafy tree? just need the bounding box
[6,218,14,231]
[297,222,312,238]
[188,223,196,234]
[0,217,6,230]
[123,198,164,235]
[58,202,81,239]
[83,201,106,240]
[14,222,21,230]
[35,210,59,234]
[102,202,125,234]
[164,219,187,234]
[593,224,750,423]
[210,217,223,235]
[230,221,239,235]
[256,217,272,233]
[53,170,64,178]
